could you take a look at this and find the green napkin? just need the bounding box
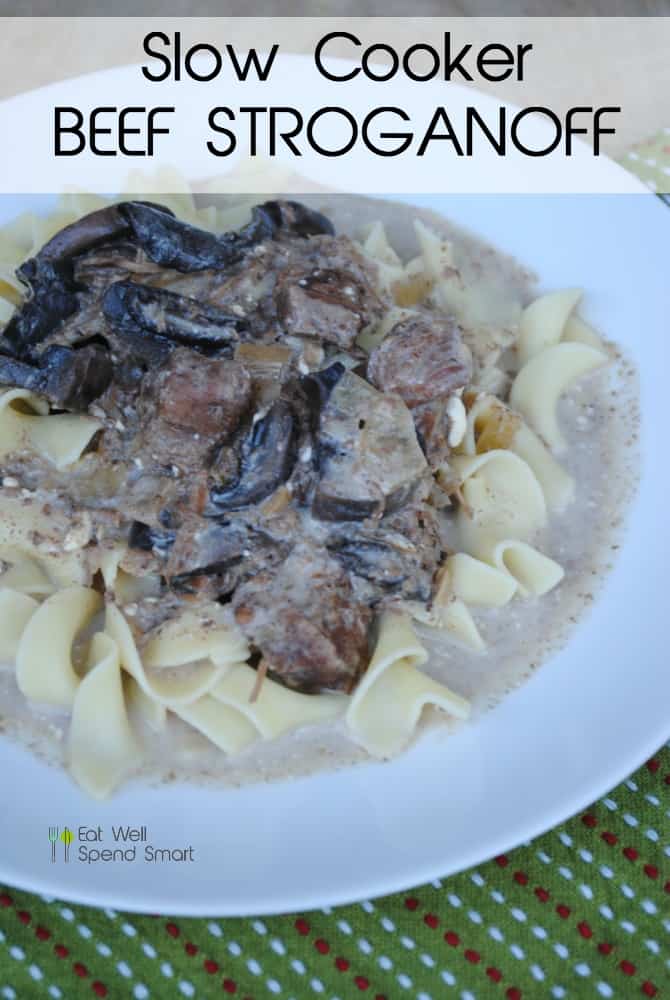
[1,138,668,1000]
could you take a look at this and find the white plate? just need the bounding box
[0,70,668,917]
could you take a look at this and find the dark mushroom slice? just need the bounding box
[208,399,298,512]
[232,544,372,693]
[102,281,248,353]
[312,371,429,522]
[33,203,131,270]
[255,200,335,238]
[327,530,434,604]
[128,520,177,559]
[367,313,472,408]
[0,343,112,410]
[1,260,79,358]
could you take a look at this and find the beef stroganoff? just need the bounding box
[0,191,633,797]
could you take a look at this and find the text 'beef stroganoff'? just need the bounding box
[0,191,622,798]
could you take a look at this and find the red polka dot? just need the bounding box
[222,980,237,995]
[165,921,180,937]
[495,854,509,867]
[664,881,670,894]
[404,897,419,910]
[556,904,571,919]
[374,996,386,1000]
[184,942,198,956]
[513,871,528,885]
[598,942,614,955]
[534,887,550,902]
[582,813,597,827]
[314,938,330,955]
[17,910,30,924]
[642,981,658,997]
[354,975,370,990]
[444,931,460,947]
[601,831,618,845]
[623,847,638,861]
[54,944,69,958]
[335,957,349,971]
[487,967,502,983]
[424,913,439,929]
[646,758,659,772]
[92,983,108,998]
[35,926,51,940]
[465,949,481,964]
[294,918,310,935]
[506,989,522,1000]
[204,959,219,974]
[0,893,12,907]
[578,922,593,939]
[644,865,659,879]
[73,962,89,978]
[620,960,636,975]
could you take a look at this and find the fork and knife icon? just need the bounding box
[48,826,73,863]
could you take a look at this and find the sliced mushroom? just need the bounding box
[0,343,112,410]
[1,260,79,358]
[209,399,298,512]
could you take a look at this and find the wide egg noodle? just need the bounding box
[0,588,38,661]
[346,611,470,758]
[0,388,100,469]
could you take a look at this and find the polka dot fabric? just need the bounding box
[1,143,668,1000]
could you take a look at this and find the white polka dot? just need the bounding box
[603,797,617,811]
[646,939,660,955]
[208,922,222,937]
[597,983,614,998]
[9,947,24,961]
[291,960,305,974]
[360,900,375,912]
[142,943,157,959]
[470,873,485,887]
[1,989,16,1000]
[447,894,462,908]
[510,944,525,959]
[381,917,395,932]
[575,962,591,976]
[117,961,132,978]
[599,905,613,919]
[468,910,482,924]
[48,989,62,1000]
[531,964,545,981]
[104,908,117,919]
[400,935,415,949]
[134,986,149,999]
[267,981,281,995]
[558,866,573,880]
[358,939,372,955]
[489,926,504,942]
[96,943,112,956]
[28,965,43,981]
[537,850,551,863]
[178,982,194,997]
[420,953,435,968]
[621,920,636,933]
[532,926,547,940]
[59,908,74,922]
[418,993,432,1000]
[551,986,566,998]
[321,907,332,916]
[579,849,593,863]
[441,970,456,986]
[247,959,262,975]
[252,919,267,935]
[646,794,659,806]
[626,779,638,791]
[338,920,352,935]
[645,828,659,842]
[554,943,569,959]
[397,973,412,988]
[490,890,505,904]
[310,979,324,993]
[642,899,657,914]
[271,938,286,955]
[460,991,476,1000]
[600,865,613,879]
[228,942,241,956]
[559,832,572,846]
[623,813,639,827]
[621,884,635,899]
[160,963,173,977]
[511,908,527,922]
[378,956,393,971]
[0,931,4,943]
[78,924,92,939]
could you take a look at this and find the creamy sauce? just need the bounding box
[0,195,639,790]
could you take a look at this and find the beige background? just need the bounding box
[0,15,668,157]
